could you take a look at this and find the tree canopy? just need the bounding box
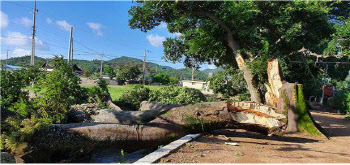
[129,1,348,102]
[129,1,334,66]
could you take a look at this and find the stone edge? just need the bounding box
[134,134,201,164]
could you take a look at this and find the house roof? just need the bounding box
[73,64,83,72]
[42,62,53,69]
[2,64,23,70]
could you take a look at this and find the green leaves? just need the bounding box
[152,72,170,85]
[118,85,150,110]
[149,86,206,105]
[116,64,142,83]
[104,65,116,80]
[207,68,247,98]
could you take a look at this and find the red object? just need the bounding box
[322,85,334,98]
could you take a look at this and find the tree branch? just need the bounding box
[297,47,345,59]
[177,8,240,53]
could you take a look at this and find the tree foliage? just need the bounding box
[0,70,28,111]
[116,64,142,83]
[129,1,334,64]
[153,72,170,85]
[129,1,343,101]
[208,68,247,98]
[104,65,116,80]
[1,57,90,152]
[150,86,206,105]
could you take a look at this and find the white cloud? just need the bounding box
[0,11,9,28]
[157,22,167,29]
[1,31,49,50]
[86,22,103,36]
[12,48,31,57]
[15,17,31,27]
[1,32,29,46]
[207,64,217,69]
[146,34,166,48]
[172,32,182,37]
[56,20,72,32]
[46,18,52,24]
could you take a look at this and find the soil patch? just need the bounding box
[158,111,350,163]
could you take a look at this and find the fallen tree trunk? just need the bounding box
[15,102,285,162]
[14,59,326,163]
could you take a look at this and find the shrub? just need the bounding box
[328,75,350,114]
[0,70,28,111]
[34,57,88,121]
[153,72,170,85]
[169,77,179,85]
[1,57,90,152]
[150,86,206,105]
[87,79,111,108]
[118,85,150,110]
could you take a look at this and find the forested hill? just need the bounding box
[1,56,217,80]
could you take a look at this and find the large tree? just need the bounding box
[129,1,335,103]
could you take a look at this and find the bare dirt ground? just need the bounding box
[158,111,350,163]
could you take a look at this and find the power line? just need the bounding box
[3,1,33,9]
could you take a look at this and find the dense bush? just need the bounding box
[86,79,111,108]
[34,57,88,121]
[150,86,206,105]
[118,85,150,110]
[169,76,179,85]
[0,70,28,111]
[1,57,90,152]
[328,75,350,114]
[153,72,170,85]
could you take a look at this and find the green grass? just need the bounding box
[25,84,164,101]
[81,84,163,101]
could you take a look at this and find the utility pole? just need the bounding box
[142,49,151,85]
[100,53,104,76]
[143,50,146,85]
[67,27,73,63]
[30,1,37,66]
[6,50,9,65]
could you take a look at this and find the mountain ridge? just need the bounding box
[1,56,217,80]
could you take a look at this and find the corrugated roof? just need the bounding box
[2,65,23,69]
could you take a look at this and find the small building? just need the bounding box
[73,64,83,75]
[42,62,54,72]
[182,80,213,95]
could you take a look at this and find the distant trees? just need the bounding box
[153,72,170,85]
[116,64,142,84]
[169,76,179,85]
[104,65,116,80]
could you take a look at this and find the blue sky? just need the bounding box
[0,1,216,70]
